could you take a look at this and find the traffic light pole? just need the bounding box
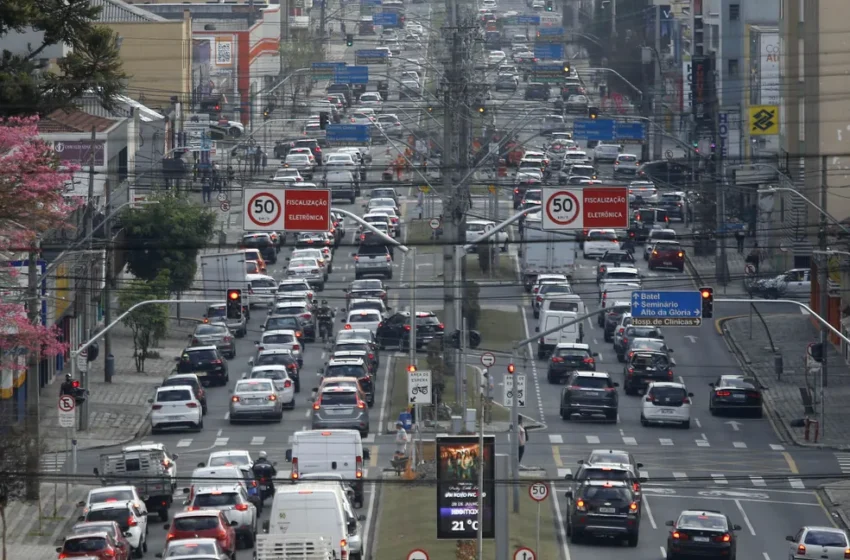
[73,299,219,431]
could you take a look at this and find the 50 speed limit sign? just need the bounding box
[544,190,581,228]
[541,186,629,231]
[245,189,283,231]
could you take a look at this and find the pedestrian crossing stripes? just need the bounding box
[547,434,783,451]
[40,453,66,473]
[165,433,377,450]
[837,453,850,474]
[251,436,266,446]
[555,468,807,489]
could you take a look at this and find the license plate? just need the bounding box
[325,409,348,415]
[168,415,184,420]
[693,536,710,543]
[659,409,674,414]
[732,394,746,400]
[663,261,672,265]
[586,392,601,397]
[598,507,616,513]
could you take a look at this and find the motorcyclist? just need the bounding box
[252,451,277,499]
[316,300,335,340]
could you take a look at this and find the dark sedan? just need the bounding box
[708,375,763,417]
[665,510,740,560]
[547,344,598,384]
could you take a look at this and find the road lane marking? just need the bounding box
[549,434,563,444]
[224,412,230,420]
[216,429,222,437]
[694,417,702,428]
[711,474,728,485]
[251,436,265,446]
[177,439,192,448]
[586,435,600,444]
[763,553,771,560]
[648,493,823,506]
[696,439,710,447]
[304,408,310,418]
[788,478,805,489]
[557,468,571,479]
[553,446,563,467]
[734,499,756,535]
[750,476,766,487]
[673,472,688,481]
[770,443,785,451]
[377,357,392,435]
[660,547,666,559]
[733,442,747,448]
[622,436,637,445]
[642,495,657,529]
[362,434,375,443]
[782,451,800,474]
[551,484,572,560]
[659,438,674,446]
[369,445,378,468]
[521,305,546,422]
[214,437,228,446]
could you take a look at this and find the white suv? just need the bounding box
[149,385,203,433]
[187,484,258,547]
[640,382,693,428]
[79,485,148,516]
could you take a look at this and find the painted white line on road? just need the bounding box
[216,429,222,437]
[733,441,747,448]
[660,546,667,559]
[551,484,572,560]
[711,474,728,485]
[304,408,310,418]
[521,305,546,423]
[224,412,230,420]
[377,358,392,436]
[696,439,710,447]
[586,435,600,444]
[659,438,674,446]
[694,417,702,428]
[799,307,807,315]
[735,499,756,535]
[251,436,265,446]
[788,477,805,489]
[214,437,228,446]
[549,434,563,444]
[642,495,658,529]
[557,468,572,479]
[770,443,785,451]
[763,552,771,560]
[592,338,598,345]
[622,436,637,445]
[177,439,192,448]
[362,478,378,559]
[701,432,708,441]
[750,476,766,487]
[673,472,688,481]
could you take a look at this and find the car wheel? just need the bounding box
[202,405,208,416]
[133,545,143,558]
[547,371,555,384]
[560,408,570,420]
[570,529,582,544]
[142,538,148,553]
[627,532,639,547]
[243,530,255,548]
[537,348,546,360]
[616,353,625,363]
[681,419,691,429]
[640,414,648,426]
[648,263,654,270]
[709,405,717,416]
[278,412,284,422]
[196,417,204,431]
[604,332,612,342]
[754,408,763,419]
[606,410,617,423]
[582,252,588,259]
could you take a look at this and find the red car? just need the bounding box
[165,510,237,558]
[66,521,131,560]
[648,240,685,272]
[57,531,128,560]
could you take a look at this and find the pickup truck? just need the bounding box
[623,351,673,395]
[94,444,178,520]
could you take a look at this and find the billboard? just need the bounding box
[436,435,495,540]
[690,55,713,127]
[758,31,780,105]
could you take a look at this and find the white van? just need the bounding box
[293,477,365,557]
[537,310,583,359]
[286,429,368,507]
[538,293,586,320]
[268,484,351,560]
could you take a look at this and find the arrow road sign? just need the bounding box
[630,290,703,327]
[58,395,76,428]
[408,370,432,404]
[514,548,536,560]
[503,374,526,407]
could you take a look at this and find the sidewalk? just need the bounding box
[686,238,774,296]
[2,483,96,558]
[41,320,196,452]
[720,313,850,449]
[823,482,850,530]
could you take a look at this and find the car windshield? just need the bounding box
[540,285,572,295]
[334,343,369,353]
[251,278,276,288]
[251,369,286,382]
[194,493,238,507]
[583,486,631,501]
[554,348,589,359]
[256,353,294,366]
[589,231,616,241]
[631,354,670,368]
[804,530,848,547]
[352,279,384,290]
[678,514,728,531]
[265,317,300,330]
[548,300,580,312]
[237,381,275,392]
[618,155,637,162]
[321,391,358,406]
[350,302,382,313]
[651,231,677,240]
[63,538,107,553]
[720,377,756,388]
[326,365,366,377]
[278,283,308,293]
[196,325,226,336]
[263,334,295,344]
[91,489,133,504]
[626,327,662,339]
[275,306,304,315]
[606,272,638,281]
[157,389,191,402]
[631,339,666,352]
[165,542,219,556]
[290,259,316,268]
[604,253,635,263]
[173,515,220,531]
[87,508,129,528]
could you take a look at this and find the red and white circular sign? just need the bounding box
[407,549,430,560]
[246,191,283,230]
[545,190,580,227]
[529,481,549,502]
[58,395,75,412]
[514,547,536,560]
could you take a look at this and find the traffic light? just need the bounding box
[263,108,270,120]
[692,139,700,155]
[507,363,515,374]
[226,289,242,320]
[213,104,220,112]
[564,63,571,74]
[407,365,417,372]
[546,0,553,10]
[427,106,434,113]
[588,106,599,120]
[700,287,714,319]
[346,34,354,47]
[319,111,329,130]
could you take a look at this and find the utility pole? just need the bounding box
[25,250,40,501]
[711,51,727,286]
[820,154,829,388]
[103,171,114,383]
[320,0,327,46]
[610,0,616,38]
[279,0,289,78]
[652,5,663,160]
[81,125,97,430]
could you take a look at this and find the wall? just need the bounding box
[248,6,282,127]
[108,20,191,108]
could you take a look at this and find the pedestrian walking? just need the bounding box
[201,176,212,203]
[253,147,262,175]
[746,242,762,274]
[394,421,409,459]
[517,416,527,467]
[226,165,234,189]
[341,21,347,35]
[192,161,199,182]
[261,151,268,172]
[735,229,746,253]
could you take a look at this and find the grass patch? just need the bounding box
[477,308,525,354]
[375,483,560,559]
[406,219,442,254]
[464,253,516,281]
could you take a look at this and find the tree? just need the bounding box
[119,271,170,372]
[121,192,216,295]
[0,0,127,117]
[0,424,41,560]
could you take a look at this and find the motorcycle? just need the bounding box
[257,476,275,501]
[318,317,334,343]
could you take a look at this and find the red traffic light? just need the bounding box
[228,290,241,300]
[407,365,416,372]
[507,363,515,374]
[701,289,712,299]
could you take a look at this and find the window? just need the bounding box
[729,3,740,20]
[728,59,739,76]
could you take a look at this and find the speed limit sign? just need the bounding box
[529,482,549,502]
[245,189,283,231]
[543,190,581,228]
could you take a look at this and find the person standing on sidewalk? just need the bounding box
[261,151,268,173]
[517,416,527,467]
[201,176,212,204]
[746,242,762,274]
[735,229,746,253]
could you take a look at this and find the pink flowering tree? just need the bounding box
[0,117,77,361]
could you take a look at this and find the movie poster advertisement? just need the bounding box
[435,435,495,539]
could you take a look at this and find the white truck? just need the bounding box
[254,534,335,560]
[200,251,251,307]
[519,211,578,292]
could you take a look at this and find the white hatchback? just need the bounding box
[640,382,693,428]
[344,309,383,335]
[150,385,203,433]
[583,229,620,258]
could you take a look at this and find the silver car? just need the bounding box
[229,378,284,422]
[284,154,315,179]
[310,386,370,437]
[205,303,246,338]
[286,257,325,290]
[247,365,296,405]
[190,323,236,359]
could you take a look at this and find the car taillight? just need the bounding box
[223,336,233,342]
[58,554,69,559]
[438,323,445,330]
[844,548,850,559]
[652,251,658,256]
[629,502,638,511]
[235,504,249,511]
[627,367,634,375]
[268,394,278,401]
[514,188,519,194]
[291,457,299,479]
[186,506,199,511]
[127,516,137,527]
[532,286,539,294]
[683,397,691,404]
[344,324,351,329]
[186,402,198,408]
[191,338,200,345]
[551,356,563,363]
[103,549,115,558]
[716,390,731,397]
[575,499,586,511]
[746,391,761,398]
[211,359,222,365]
[583,357,594,364]
[284,379,292,388]
[313,402,320,410]
[645,395,655,403]
[386,254,392,262]
[152,404,162,410]
[354,255,360,261]
[797,545,806,555]
[216,529,227,539]
[618,328,625,335]
[667,370,673,378]
[356,456,363,478]
[258,346,265,352]
[292,344,300,350]
[536,296,543,302]
[622,338,629,345]
[166,531,177,541]
[714,534,731,543]
[672,531,687,540]
[368,353,374,359]
[301,313,312,319]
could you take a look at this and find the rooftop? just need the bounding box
[38,109,117,134]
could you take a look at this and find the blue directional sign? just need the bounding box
[517,15,540,24]
[361,0,382,5]
[614,122,647,142]
[355,49,388,65]
[537,26,564,37]
[534,44,564,60]
[373,12,398,25]
[573,118,616,141]
[326,124,371,143]
[630,291,703,326]
[312,61,345,81]
[335,65,369,84]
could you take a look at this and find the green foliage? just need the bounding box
[119,270,170,372]
[0,0,128,117]
[462,281,481,331]
[121,192,216,295]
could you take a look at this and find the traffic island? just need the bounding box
[373,480,560,559]
[476,308,525,353]
[463,250,517,281]
[406,219,442,254]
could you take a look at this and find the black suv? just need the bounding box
[636,160,693,186]
[524,82,549,101]
[250,348,301,392]
[614,324,664,361]
[567,452,646,503]
[376,311,444,349]
[566,480,640,546]
[547,344,598,384]
[559,371,618,421]
[176,346,229,387]
[602,303,631,343]
[597,251,637,282]
[292,138,325,164]
[624,351,673,395]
